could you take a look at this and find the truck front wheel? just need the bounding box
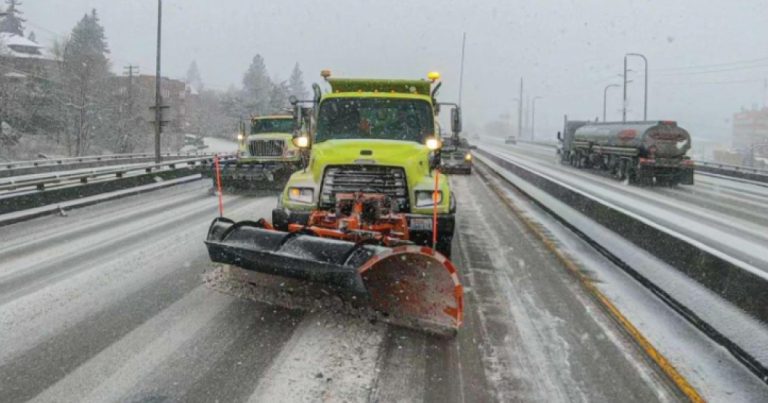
[435,234,453,258]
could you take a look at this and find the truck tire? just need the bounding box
[435,234,453,258]
[272,208,289,231]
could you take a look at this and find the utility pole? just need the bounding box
[603,84,620,122]
[120,65,139,152]
[153,0,163,163]
[123,65,139,114]
[518,77,523,138]
[458,32,466,108]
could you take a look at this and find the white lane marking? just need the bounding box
[0,196,219,279]
[30,286,233,403]
[247,311,387,403]
[369,333,427,403]
[0,196,274,363]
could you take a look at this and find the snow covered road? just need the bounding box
[0,174,704,402]
[480,139,768,274]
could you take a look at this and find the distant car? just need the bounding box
[505,136,517,144]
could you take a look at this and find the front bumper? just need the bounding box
[272,209,456,238]
[441,162,472,174]
[216,160,300,181]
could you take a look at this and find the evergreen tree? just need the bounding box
[0,0,25,36]
[185,60,203,92]
[288,63,308,100]
[60,9,112,155]
[27,30,34,42]
[268,80,289,113]
[242,54,272,115]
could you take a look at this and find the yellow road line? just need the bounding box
[475,162,705,403]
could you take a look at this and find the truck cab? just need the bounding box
[216,115,303,190]
[272,73,458,256]
[237,115,301,164]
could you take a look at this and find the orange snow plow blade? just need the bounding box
[360,245,463,335]
[205,218,463,335]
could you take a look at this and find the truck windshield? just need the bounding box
[315,98,434,143]
[251,119,293,134]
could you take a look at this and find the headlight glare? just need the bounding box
[425,137,441,150]
[288,187,314,203]
[415,190,442,207]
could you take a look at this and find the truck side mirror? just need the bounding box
[557,131,562,142]
[451,107,462,134]
[312,83,322,104]
[291,103,302,134]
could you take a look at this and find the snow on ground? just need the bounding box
[203,137,238,154]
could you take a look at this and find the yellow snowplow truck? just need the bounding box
[217,115,303,191]
[205,71,465,336]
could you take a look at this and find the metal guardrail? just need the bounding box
[695,160,768,177]
[1,152,188,170]
[0,155,230,193]
[0,152,216,179]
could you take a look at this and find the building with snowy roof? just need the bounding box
[0,32,55,79]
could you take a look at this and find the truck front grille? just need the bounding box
[320,165,409,211]
[248,139,284,157]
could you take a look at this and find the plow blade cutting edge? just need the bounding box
[204,217,464,335]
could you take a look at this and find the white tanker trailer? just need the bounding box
[557,117,694,186]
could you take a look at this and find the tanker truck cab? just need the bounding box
[272,72,458,256]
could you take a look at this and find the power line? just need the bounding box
[652,56,768,72]
[657,63,768,77]
[655,78,765,86]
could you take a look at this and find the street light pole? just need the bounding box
[154,0,163,163]
[518,78,523,138]
[624,53,648,121]
[531,96,542,140]
[622,56,628,122]
[458,32,466,108]
[603,84,620,122]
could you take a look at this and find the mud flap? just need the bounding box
[204,218,464,335]
[679,167,694,185]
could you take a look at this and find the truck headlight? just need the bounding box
[237,133,244,142]
[425,137,441,150]
[284,149,297,158]
[415,190,442,207]
[293,136,310,148]
[465,153,472,161]
[288,187,314,203]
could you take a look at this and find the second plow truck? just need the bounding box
[558,118,694,186]
[217,115,303,191]
[205,71,464,336]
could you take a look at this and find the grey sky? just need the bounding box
[21,0,768,141]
